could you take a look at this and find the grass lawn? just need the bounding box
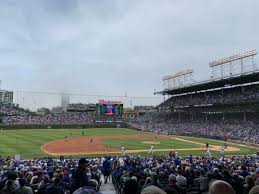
[0,128,258,158]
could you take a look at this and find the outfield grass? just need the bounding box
[0,128,139,158]
[0,128,258,158]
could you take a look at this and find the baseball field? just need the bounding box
[0,128,258,159]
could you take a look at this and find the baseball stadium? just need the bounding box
[1,50,259,194]
[1,1,259,194]
[1,50,259,159]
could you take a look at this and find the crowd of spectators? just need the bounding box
[112,155,259,194]
[159,86,259,109]
[0,156,104,194]
[1,155,259,194]
[1,112,93,125]
[130,113,259,144]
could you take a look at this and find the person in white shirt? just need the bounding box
[220,146,225,157]
[121,146,126,156]
[148,145,154,154]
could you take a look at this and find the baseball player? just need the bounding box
[220,146,225,157]
[205,146,211,157]
[121,146,126,156]
[148,145,154,154]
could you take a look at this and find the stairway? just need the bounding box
[99,176,116,194]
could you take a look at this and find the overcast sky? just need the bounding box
[0,0,259,109]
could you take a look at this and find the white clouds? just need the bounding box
[0,0,259,108]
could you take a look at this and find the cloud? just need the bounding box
[0,0,259,109]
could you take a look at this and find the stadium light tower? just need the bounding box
[209,49,257,79]
[162,68,194,90]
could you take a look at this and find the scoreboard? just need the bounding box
[97,100,123,116]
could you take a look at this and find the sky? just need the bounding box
[0,0,259,109]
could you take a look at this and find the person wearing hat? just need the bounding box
[71,158,90,193]
[164,174,181,194]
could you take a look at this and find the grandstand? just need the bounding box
[155,49,259,123]
[130,50,259,144]
[157,71,259,123]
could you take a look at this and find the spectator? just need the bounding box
[71,158,89,193]
[243,176,255,194]
[123,179,139,194]
[141,186,166,194]
[164,175,180,194]
[102,158,111,184]
[45,177,64,194]
[14,178,33,194]
[2,180,14,194]
[209,180,235,194]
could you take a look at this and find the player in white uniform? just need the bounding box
[220,146,225,157]
[148,145,154,154]
[204,143,211,157]
[205,146,211,157]
[121,146,126,156]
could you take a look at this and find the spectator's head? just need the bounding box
[249,185,259,194]
[53,177,61,186]
[141,186,166,194]
[6,180,13,190]
[168,174,177,185]
[43,175,50,183]
[19,178,27,187]
[145,177,152,185]
[78,158,88,170]
[245,175,255,187]
[164,187,178,194]
[123,179,139,194]
[150,172,158,182]
[209,180,235,194]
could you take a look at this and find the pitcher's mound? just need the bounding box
[142,141,160,145]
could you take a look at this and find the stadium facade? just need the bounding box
[155,49,259,123]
